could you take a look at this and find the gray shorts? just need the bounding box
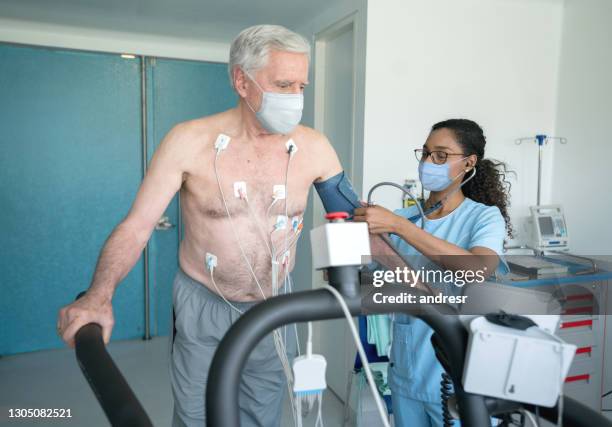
[169,267,297,427]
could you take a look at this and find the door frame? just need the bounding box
[312,13,359,402]
[314,13,359,181]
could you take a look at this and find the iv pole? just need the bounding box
[515,134,567,205]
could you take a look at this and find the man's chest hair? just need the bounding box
[185,154,309,218]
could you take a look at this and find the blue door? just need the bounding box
[146,57,236,336]
[0,44,145,354]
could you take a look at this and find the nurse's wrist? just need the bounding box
[392,215,410,235]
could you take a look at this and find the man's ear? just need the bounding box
[233,67,248,98]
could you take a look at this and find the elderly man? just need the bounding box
[57,25,362,426]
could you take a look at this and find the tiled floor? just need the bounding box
[0,337,344,427]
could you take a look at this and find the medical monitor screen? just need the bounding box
[538,216,554,236]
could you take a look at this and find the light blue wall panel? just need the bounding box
[0,44,145,355]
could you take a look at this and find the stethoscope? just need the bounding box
[406,200,443,223]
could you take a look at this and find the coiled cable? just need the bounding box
[440,372,455,427]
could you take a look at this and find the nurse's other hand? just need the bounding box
[353,205,403,234]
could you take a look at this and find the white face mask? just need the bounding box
[244,70,303,135]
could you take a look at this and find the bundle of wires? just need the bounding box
[212,135,303,425]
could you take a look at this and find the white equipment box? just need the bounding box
[310,219,371,270]
[463,316,576,407]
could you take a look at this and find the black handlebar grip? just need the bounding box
[73,293,153,427]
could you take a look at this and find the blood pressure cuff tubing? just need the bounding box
[314,171,361,217]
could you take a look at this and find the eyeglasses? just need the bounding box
[414,149,465,165]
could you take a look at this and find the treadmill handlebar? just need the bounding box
[74,293,153,427]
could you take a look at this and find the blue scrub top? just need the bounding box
[388,197,507,402]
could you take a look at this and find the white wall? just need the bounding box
[552,0,612,256]
[0,17,230,62]
[363,0,564,245]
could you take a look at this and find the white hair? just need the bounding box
[228,25,311,90]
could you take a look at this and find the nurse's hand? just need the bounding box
[353,205,403,234]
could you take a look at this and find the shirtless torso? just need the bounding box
[163,109,341,301]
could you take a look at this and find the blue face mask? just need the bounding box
[418,157,468,192]
[244,71,303,135]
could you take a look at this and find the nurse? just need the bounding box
[354,119,512,426]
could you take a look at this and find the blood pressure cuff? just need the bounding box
[314,171,361,216]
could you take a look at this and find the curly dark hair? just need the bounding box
[431,119,514,237]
